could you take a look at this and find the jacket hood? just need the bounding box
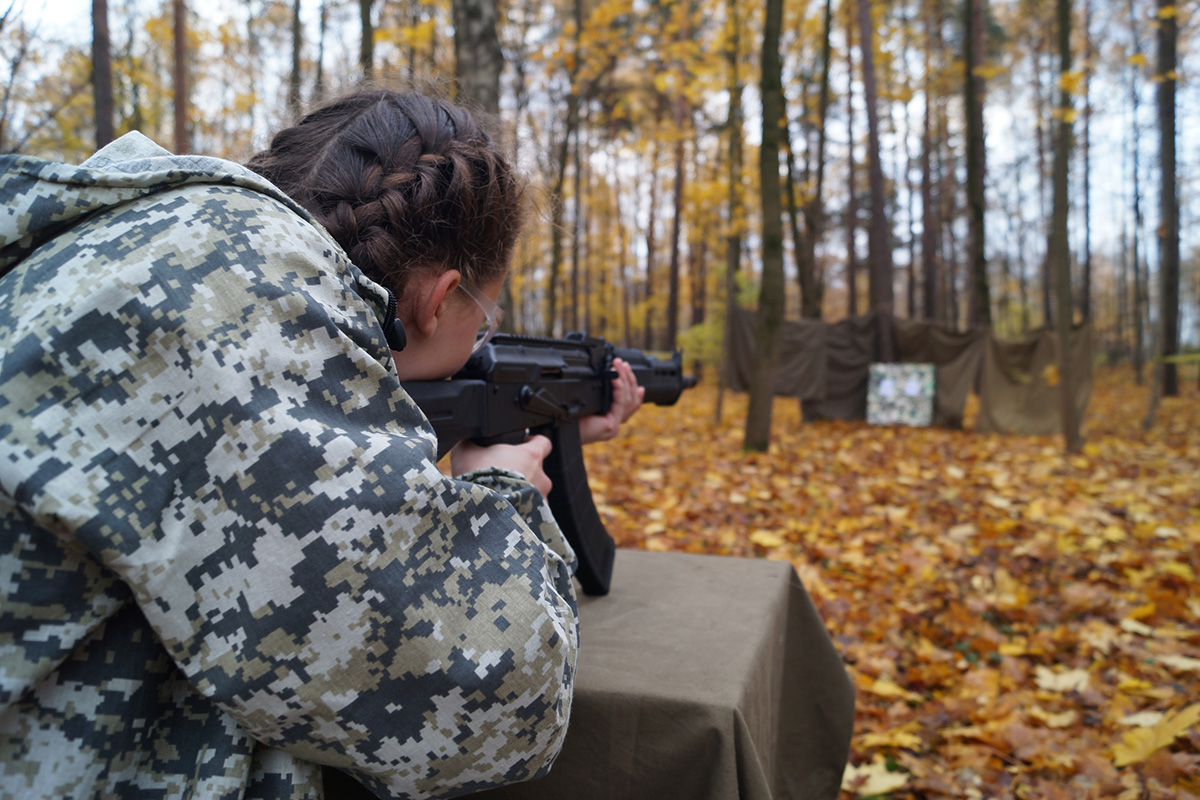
[0,132,317,279]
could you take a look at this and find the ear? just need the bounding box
[411,269,461,338]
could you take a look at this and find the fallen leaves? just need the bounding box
[585,367,1200,798]
[1112,704,1200,767]
[843,758,911,795]
[1034,666,1091,693]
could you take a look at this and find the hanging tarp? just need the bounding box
[724,307,1090,434]
[800,314,878,421]
[894,319,986,429]
[975,325,1093,436]
[727,308,827,400]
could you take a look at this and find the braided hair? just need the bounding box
[246,90,525,295]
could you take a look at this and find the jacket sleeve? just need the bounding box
[1,182,578,799]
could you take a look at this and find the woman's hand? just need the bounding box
[578,357,646,445]
[449,435,554,497]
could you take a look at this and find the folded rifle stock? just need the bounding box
[403,332,696,596]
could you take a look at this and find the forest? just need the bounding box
[3,0,1197,410]
[3,0,1200,795]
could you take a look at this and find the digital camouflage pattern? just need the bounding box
[0,133,578,800]
[866,363,936,428]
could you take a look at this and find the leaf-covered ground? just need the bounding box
[585,368,1200,799]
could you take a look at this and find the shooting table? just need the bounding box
[473,549,855,800]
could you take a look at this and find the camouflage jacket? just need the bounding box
[0,133,578,800]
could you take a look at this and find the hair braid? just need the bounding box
[246,89,525,296]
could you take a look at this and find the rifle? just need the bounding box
[403,332,697,596]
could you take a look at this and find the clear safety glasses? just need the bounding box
[458,280,504,354]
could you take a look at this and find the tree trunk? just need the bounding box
[1034,29,1052,327]
[743,0,786,452]
[359,0,374,80]
[921,0,939,320]
[964,0,990,327]
[452,0,502,113]
[800,0,833,320]
[288,0,302,116]
[1157,0,1179,397]
[1052,0,1081,453]
[856,0,894,360]
[901,0,916,319]
[718,0,744,423]
[666,94,687,349]
[1015,160,1031,332]
[547,0,583,338]
[314,0,327,102]
[1129,0,1145,384]
[784,113,814,319]
[172,0,188,153]
[571,107,583,333]
[1080,0,1092,321]
[845,13,859,318]
[643,117,662,350]
[547,91,579,337]
[92,0,114,148]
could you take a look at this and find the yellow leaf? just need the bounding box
[1030,706,1079,728]
[1059,69,1084,94]
[1035,666,1090,693]
[749,529,784,549]
[643,534,672,551]
[1043,364,1061,386]
[1120,711,1165,727]
[999,640,1028,656]
[1120,617,1155,636]
[842,759,911,795]
[1112,703,1200,766]
[1159,654,1200,673]
[985,493,1013,511]
[1128,52,1149,67]
[858,722,923,751]
[1158,4,1177,19]
[867,678,921,702]
[1102,525,1127,542]
[1162,561,1195,581]
[1128,602,1157,620]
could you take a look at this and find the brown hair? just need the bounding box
[246,89,525,294]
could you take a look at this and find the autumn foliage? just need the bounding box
[585,368,1200,798]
